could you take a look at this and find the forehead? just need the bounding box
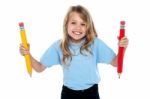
[69,12,86,22]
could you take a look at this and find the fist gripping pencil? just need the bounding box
[117,21,125,79]
[19,22,32,77]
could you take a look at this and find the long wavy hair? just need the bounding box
[60,5,98,65]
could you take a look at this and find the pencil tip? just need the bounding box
[29,74,32,77]
[118,73,121,79]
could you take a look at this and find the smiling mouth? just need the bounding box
[73,31,82,35]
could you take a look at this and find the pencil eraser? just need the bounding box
[19,22,24,27]
[120,21,125,25]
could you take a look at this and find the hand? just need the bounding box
[19,43,30,56]
[118,36,129,48]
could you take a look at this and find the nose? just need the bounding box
[75,24,81,30]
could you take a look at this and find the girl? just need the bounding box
[20,5,128,99]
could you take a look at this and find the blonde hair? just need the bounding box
[60,5,98,65]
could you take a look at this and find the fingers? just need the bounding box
[118,36,129,48]
[19,43,30,56]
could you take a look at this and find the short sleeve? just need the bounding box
[40,41,61,67]
[94,38,116,64]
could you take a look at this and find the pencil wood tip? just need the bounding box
[118,73,121,79]
[29,73,32,77]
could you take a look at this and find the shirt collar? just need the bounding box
[69,38,86,47]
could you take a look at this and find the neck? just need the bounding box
[70,37,86,44]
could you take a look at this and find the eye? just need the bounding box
[81,23,86,26]
[71,22,76,24]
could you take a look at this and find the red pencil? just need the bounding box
[117,21,125,79]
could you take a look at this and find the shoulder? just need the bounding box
[45,39,62,53]
[91,37,109,50]
[93,37,105,45]
[51,39,61,48]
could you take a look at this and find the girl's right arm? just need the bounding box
[19,44,46,73]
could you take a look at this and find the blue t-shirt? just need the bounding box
[40,37,116,90]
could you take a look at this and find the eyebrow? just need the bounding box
[70,19,77,21]
[70,19,86,23]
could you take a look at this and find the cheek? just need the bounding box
[67,24,72,31]
[67,27,72,33]
[83,28,87,34]
[67,27,73,36]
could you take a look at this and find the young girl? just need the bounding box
[20,5,128,99]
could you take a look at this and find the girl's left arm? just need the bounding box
[111,36,129,67]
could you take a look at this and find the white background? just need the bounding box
[0,0,150,99]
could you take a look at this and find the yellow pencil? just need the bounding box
[19,22,32,77]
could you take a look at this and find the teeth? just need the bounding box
[74,32,81,35]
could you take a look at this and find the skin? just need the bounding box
[111,36,128,67]
[19,44,46,72]
[19,12,129,72]
[67,12,87,43]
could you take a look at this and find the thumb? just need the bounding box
[27,43,30,50]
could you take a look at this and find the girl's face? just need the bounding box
[67,12,87,43]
